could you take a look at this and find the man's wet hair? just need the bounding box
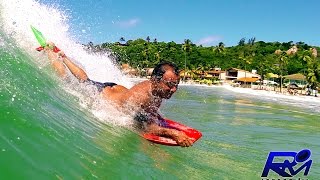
[151,62,179,81]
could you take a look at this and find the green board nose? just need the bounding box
[31,25,47,47]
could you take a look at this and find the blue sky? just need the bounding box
[41,0,320,47]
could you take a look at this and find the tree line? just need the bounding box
[85,36,320,87]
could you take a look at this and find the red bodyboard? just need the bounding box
[142,119,202,146]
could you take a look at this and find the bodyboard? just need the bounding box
[31,25,60,53]
[142,119,202,146]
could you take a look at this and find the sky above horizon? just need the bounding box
[41,0,320,47]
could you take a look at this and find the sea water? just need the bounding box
[1,0,319,179]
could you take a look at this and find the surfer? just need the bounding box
[44,43,193,147]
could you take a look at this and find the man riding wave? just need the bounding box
[44,42,193,147]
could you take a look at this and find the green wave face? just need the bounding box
[0,34,118,179]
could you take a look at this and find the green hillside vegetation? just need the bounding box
[85,37,320,87]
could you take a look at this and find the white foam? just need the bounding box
[0,0,136,126]
[0,0,132,85]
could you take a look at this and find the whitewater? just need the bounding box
[0,0,137,126]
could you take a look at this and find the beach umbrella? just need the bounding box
[266,73,279,78]
[284,73,306,81]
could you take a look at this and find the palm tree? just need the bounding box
[274,46,298,93]
[146,36,150,43]
[213,42,225,54]
[248,37,256,46]
[238,38,246,46]
[237,38,254,87]
[240,37,256,87]
[275,50,286,92]
[153,38,158,43]
[299,48,319,89]
[119,37,126,45]
[182,39,192,81]
[87,41,94,49]
[213,42,225,80]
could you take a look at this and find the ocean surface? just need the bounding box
[1,0,320,179]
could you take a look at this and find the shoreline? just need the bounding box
[127,77,319,104]
[183,82,319,102]
[222,84,319,103]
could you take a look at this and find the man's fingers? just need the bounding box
[58,51,65,57]
[185,139,193,147]
[46,41,55,46]
[178,138,193,147]
[175,133,194,147]
[184,141,191,147]
[180,142,187,147]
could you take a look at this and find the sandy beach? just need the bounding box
[128,77,319,102]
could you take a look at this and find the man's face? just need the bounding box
[157,70,180,99]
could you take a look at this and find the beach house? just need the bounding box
[225,68,261,87]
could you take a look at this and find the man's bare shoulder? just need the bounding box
[117,80,152,105]
[129,80,151,91]
[125,80,152,99]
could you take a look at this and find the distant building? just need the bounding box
[225,68,260,81]
[206,68,226,80]
[225,68,261,87]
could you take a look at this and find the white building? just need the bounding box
[225,68,260,81]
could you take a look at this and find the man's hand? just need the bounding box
[57,50,65,58]
[43,41,55,52]
[171,130,193,147]
[146,124,194,147]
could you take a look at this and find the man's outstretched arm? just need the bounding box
[44,42,89,82]
[58,51,89,82]
[45,47,67,77]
